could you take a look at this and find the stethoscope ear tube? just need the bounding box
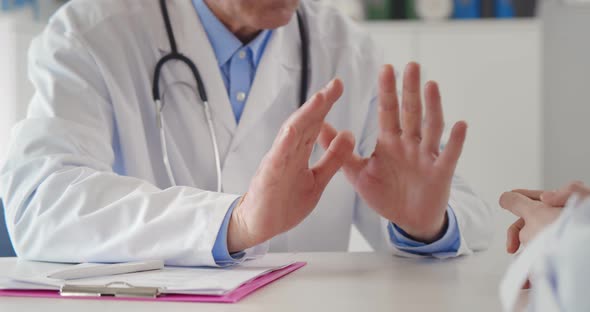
[296,9,309,108]
[153,0,214,189]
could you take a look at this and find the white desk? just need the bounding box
[0,252,526,311]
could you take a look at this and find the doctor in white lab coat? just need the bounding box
[0,0,493,266]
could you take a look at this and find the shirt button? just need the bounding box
[238,50,247,59]
[236,92,246,102]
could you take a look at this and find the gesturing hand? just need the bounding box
[319,63,467,243]
[227,79,355,253]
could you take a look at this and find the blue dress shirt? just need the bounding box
[193,0,461,265]
[193,0,271,123]
[389,207,461,256]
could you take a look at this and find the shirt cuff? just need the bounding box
[388,206,461,256]
[212,198,246,266]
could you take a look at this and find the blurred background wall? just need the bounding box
[541,1,590,190]
[0,0,589,255]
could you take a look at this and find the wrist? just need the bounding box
[227,194,253,253]
[397,212,448,244]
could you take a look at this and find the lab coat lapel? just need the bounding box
[155,0,237,135]
[229,17,300,149]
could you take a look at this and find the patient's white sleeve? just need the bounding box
[500,196,590,312]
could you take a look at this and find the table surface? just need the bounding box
[0,251,525,312]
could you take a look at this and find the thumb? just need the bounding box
[312,131,355,190]
[318,122,366,184]
[318,122,338,150]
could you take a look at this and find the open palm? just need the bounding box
[320,63,467,242]
[228,79,355,252]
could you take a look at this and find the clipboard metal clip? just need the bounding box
[60,281,161,298]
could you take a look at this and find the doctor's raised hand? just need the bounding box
[320,63,467,243]
[227,79,355,253]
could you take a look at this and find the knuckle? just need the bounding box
[282,124,293,135]
[287,125,301,140]
[379,99,398,112]
[264,155,282,170]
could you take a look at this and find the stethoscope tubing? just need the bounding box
[153,0,309,191]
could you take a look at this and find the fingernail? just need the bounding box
[327,79,336,90]
[426,81,438,89]
[405,62,416,73]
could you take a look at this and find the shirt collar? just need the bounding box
[248,29,272,67]
[193,0,271,67]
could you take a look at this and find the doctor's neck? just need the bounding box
[204,0,300,43]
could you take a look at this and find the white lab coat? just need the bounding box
[0,0,493,266]
[500,195,590,312]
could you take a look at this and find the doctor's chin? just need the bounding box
[0,0,587,311]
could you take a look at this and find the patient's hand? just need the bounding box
[499,181,590,253]
[538,181,590,207]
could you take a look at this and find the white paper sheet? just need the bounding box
[2,258,295,295]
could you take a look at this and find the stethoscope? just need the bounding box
[153,0,310,191]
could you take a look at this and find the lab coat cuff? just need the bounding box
[211,198,245,266]
[388,206,461,256]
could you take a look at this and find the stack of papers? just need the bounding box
[0,258,302,297]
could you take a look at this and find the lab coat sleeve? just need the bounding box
[500,196,590,312]
[530,198,590,312]
[0,20,239,267]
[550,219,590,311]
[353,96,494,258]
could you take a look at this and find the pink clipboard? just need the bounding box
[0,262,306,304]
